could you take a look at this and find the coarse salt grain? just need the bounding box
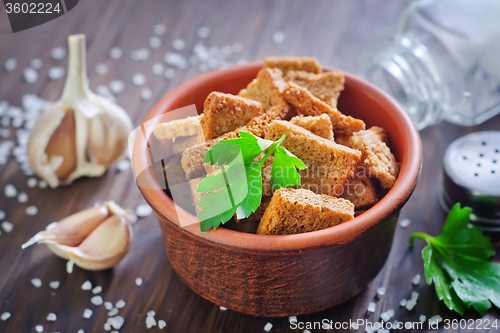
[4,58,17,72]
[92,286,102,294]
[132,73,146,86]
[131,48,150,62]
[109,80,125,94]
[81,280,92,290]
[51,47,66,60]
[110,316,124,329]
[17,192,28,203]
[419,314,426,322]
[26,206,38,216]
[104,301,113,310]
[135,277,143,286]
[46,313,56,321]
[197,27,210,38]
[412,274,421,286]
[48,66,65,80]
[147,310,155,317]
[219,306,227,311]
[49,281,60,289]
[136,204,153,217]
[23,67,39,84]
[27,178,37,188]
[30,58,43,70]
[91,295,103,306]
[263,322,273,332]
[38,180,48,189]
[115,300,126,309]
[399,218,411,228]
[399,298,407,307]
[289,316,297,323]
[104,323,111,331]
[146,316,157,329]
[158,320,166,329]
[83,309,92,319]
[141,88,153,101]
[367,301,376,313]
[152,63,164,76]
[31,278,42,288]
[4,184,17,198]
[172,39,185,51]
[35,325,44,332]
[78,330,85,333]
[304,330,312,333]
[1,221,13,233]
[153,23,167,36]
[0,211,4,220]
[110,47,123,60]
[376,287,386,296]
[1,312,11,321]
[164,68,176,80]
[272,31,285,44]
[411,291,419,300]
[108,308,119,316]
[405,298,417,311]
[66,260,74,274]
[149,36,162,49]
[428,315,443,325]
[95,63,109,76]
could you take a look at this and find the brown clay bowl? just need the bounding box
[132,62,422,317]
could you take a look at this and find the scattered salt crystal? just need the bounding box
[35,325,44,332]
[131,48,150,61]
[412,274,421,286]
[153,23,167,36]
[232,43,243,54]
[141,88,153,101]
[367,301,376,313]
[219,306,227,311]
[38,180,48,189]
[163,52,187,68]
[272,31,285,44]
[48,66,65,80]
[1,128,10,138]
[197,27,211,38]
[116,159,130,171]
[95,63,109,76]
[110,47,123,60]
[1,221,13,233]
[78,330,84,333]
[350,322,358,330]
[17,192,28,203]
[81,280,92,290]
[149,36,162,49]
[136,204,153,217]
[26,206,38,216]
[152,63,164,75]
[158,320,166,329]
[380,309,394,322]
[172,39,185,51]
[12,118,23,128]
[109,80,125,94]
[399,218,411,228]
[49,281,60,289]
[110,316,124,329]
[164,68,176,80]
[108,308,119,316]
[115,300,126,309]
[0,211,4,220]
[104,323,111,331]
[289,316,297,323]
[46,313,56,321]
[428,315,442,325]
[4,58,17,72]
[399,298,407,307]
[66,260,74,273]
[263,322,273,332]
[419,314,426,323]
[92,286,102,294]
[1,312,11,321]
[83,309,92,319]
[24,67,39,84]
[105,302,113,310]
[405,298,417,311]
[135,277,143,286]
[376,287,386,296]
[147,310,155,317]
[304,330,312,333]
[377,330,389,333]
[27,178,37,188]
[91,295,103,306]
[30,58,43,70]
[31,278,42,288]
[1,117,10,127]
[411,291,419,300]
[4,184,17,198]
[51,47,66,60]
[146,316,157,329]
[132,73,146,86]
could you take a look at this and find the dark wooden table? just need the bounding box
[1,0,499,332]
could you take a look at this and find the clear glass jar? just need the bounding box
[360,0,500,130]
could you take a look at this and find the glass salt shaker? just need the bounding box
[360,0,500,130]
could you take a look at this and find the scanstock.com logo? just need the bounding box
[3,0,79,32]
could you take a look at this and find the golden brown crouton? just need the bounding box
[257,188,354,235]
[200,92,262,141]
[265,120,361,196]
[238,68,289,111]
[342,171,379,209]
[343,127,399,189]
[285,70,345,108]
[284,82,365,137]
[290,114,334,140]
[264,56,323,75]
[153,114,202,141]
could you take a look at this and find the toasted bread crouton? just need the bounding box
[284,82,365,137]
[201,92,262,141]
[290,114,334,140]
[265,120,361,196]
[238,68,289,111]
[342,172,379,209]
[285,70,344,108]
[264,56,322,75]
[154,114,202,141]
[257,188,354,235]
[368,126,389,144]
[344,127,398,189]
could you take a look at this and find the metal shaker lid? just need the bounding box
[440,131,500,230]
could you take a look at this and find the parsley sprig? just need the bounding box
[196,131,306,232]
[410,204,500,315]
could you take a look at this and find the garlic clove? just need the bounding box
[52,215,132,271]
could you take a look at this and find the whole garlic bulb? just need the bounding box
[22,201,137,271]
[28,34,133,188]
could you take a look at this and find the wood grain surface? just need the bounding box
[0,0,499,332]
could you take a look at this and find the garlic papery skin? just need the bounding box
[22,201,136,271]
[27,34,134,188]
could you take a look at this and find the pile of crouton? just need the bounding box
[154,57,399,235]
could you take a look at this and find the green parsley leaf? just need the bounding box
[410,203,500,316]
[196,131,306,231]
